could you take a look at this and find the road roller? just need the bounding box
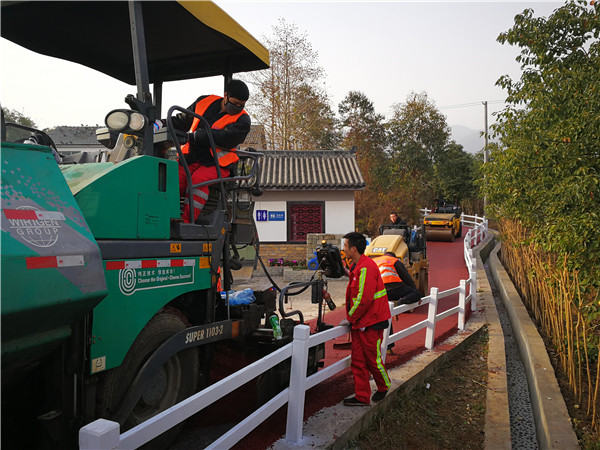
[423,205,463,241]
[365,224,429,297]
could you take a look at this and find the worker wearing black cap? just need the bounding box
[172,79,251,222]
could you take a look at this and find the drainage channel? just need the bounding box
[484,260,538,449]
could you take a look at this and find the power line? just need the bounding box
[439,99,505,110]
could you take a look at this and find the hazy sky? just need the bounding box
[1,1,562,136]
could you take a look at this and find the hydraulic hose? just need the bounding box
[256,252,317,296]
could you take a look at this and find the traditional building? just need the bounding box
[47,126,103,153]
[253,149,365,262]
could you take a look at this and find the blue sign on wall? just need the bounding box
[268,211,285,221]
[256,210,268,222]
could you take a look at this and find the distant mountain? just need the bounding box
[450,125,483,155]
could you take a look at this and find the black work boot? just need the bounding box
[371,390,388,402]
[343,396,369,406]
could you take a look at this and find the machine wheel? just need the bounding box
[256,359,291,406]
[456,222,463,238]
[97,311,199,449]
[418,266,429,297]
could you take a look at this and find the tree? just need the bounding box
[244,19,334,150]
[484,0,600,266]
[2,107,37,128]
[291,84,341,150]
[387,92,451,176]
[386,92,453,215]
[433,141,478,205]
[338,91,390,233]
[338,91,388,177]
[484,2,600,431]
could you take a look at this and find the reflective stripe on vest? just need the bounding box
[181,95,246,167]
[372,255,402,284]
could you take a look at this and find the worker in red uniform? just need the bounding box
[172,79,251,222]
[339,231,392,406]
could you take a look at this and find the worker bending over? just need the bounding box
[373,251,421,305]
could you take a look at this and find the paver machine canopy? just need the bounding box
[2,0,269,140]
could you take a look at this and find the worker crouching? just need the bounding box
[373,252,421,306]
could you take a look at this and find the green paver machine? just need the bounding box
[1,2,322,448]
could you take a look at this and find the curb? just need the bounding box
[477,235,512,449]
[487,242,579,449]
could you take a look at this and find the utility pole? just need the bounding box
[483,101,488,164]
[482,101,488,212]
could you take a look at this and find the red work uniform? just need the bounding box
[173,95,250,222]
[346,254,392,403]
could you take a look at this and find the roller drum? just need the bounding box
[425,227,455,242]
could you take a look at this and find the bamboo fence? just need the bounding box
[499,219,599,430]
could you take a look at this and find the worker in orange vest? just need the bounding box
[171,79,251,222]
[373,251,421,350]
[372,252,421,306]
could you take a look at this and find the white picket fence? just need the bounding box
[79,213,489,450]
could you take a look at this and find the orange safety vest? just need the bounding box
[372,255,402,284]
[181,95,246,167]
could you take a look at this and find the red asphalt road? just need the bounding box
[181,231,472,449]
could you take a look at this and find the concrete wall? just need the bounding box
[253,191,355,243]
[259,234,345,266]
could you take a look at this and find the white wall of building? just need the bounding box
[253,190,356,242]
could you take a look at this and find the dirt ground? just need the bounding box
[347,329,489,450]
[543,336,600,449]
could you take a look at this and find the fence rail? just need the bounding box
[80,213,489,450]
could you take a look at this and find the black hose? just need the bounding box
[256,252,318,297]
[256,252,282,292]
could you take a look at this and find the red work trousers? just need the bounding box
[178,163,230,223]
[350,327,391,403]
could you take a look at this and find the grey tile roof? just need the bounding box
[240,124,266,150]
[257,150,365,190]
[47,126,100,145]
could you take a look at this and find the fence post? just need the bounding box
[285,324,311,444]
[425,287,438,350]
[458,280,466,330]
[381,301,394,363]
[79,419,120,450]
[470,257,477,311]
